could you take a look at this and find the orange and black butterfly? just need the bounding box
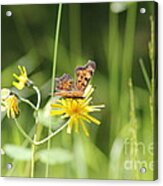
[54,60,96,98]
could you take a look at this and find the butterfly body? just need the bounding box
[54,60,96,98]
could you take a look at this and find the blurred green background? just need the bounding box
[1,2,157,180]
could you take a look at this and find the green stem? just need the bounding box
[14,118,68,146]
[139,58,151,92]
[46,3,63,178]
[149,16,155,128]
[19,85,41,111]
[31,133,37,178]
[14,118,36,178]
[14,118,34,144]
[32,85,41,110]
[30,85,41,177]
[35,121,68,146]
[19,97,37,110]
[51,3,62,95]
[46,132,51,177]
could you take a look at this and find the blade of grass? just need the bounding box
[107,11,120,148]
[30,85,42,178]
[148,17,156,180]
[121,3,137,85]
[139,58,151,92]
[46,3,63,178]
[50,4,63,95]
[148,16,155,127]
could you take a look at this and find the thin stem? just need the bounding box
[14,117,36,177]
[35,121,68,146]
[31,133,37,178]
[139,58,151,92]
[19,97,37,110]
[51,3,62,95]
[14,118,68,146]
[14,118,34,145]
[46,3,63,178]
[149,16,155,128]
[32,85,41,110]
[46,131,51,177]
[29,85,41,177]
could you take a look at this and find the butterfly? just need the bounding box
[54,60,96,98]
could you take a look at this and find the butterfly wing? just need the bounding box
[55,73,74,91]
[54,60,96,98]
[75,60,96,91]
[55,73,85,98]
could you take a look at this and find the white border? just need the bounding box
[1,0,162,186]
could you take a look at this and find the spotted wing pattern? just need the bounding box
[54,60,96,98]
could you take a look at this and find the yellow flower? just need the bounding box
[1,88,19,119]
[50,85,105,136]
[12,65,32,90]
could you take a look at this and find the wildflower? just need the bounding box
[1,88,19,119]
[50,85,105,136]
[12,65,32,90]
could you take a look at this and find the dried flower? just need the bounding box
[1,88,19,119]
[50,85,105,136]
[12,65,32,90]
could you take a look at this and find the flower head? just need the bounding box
[50,85,105,136]
[1,88,19,119]
[12,65,32,90]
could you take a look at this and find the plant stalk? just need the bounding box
[30,85,41,177]
[14,118,68,146]
[46,3,63,178]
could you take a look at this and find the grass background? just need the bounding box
[1,1,157,180]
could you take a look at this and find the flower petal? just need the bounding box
[13,73,20,80]
[82,97,93,107]
[18,65,24,75]
[61,114,69,119]
[51,103,64,108]
[73,118,79,133]
[80,114,91,123]
[86,106,102,112]
[83,85,94,98]
[50,109,65,116]
[22,66,27,75]
[83,114,101,125]
[92,104,105,108]
[67,118,74,134]
[12,82,24,90]
[57,99,66,105]
[80,119,90,136]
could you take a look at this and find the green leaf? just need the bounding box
[4,144,31,161]
[37,148,73,165]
